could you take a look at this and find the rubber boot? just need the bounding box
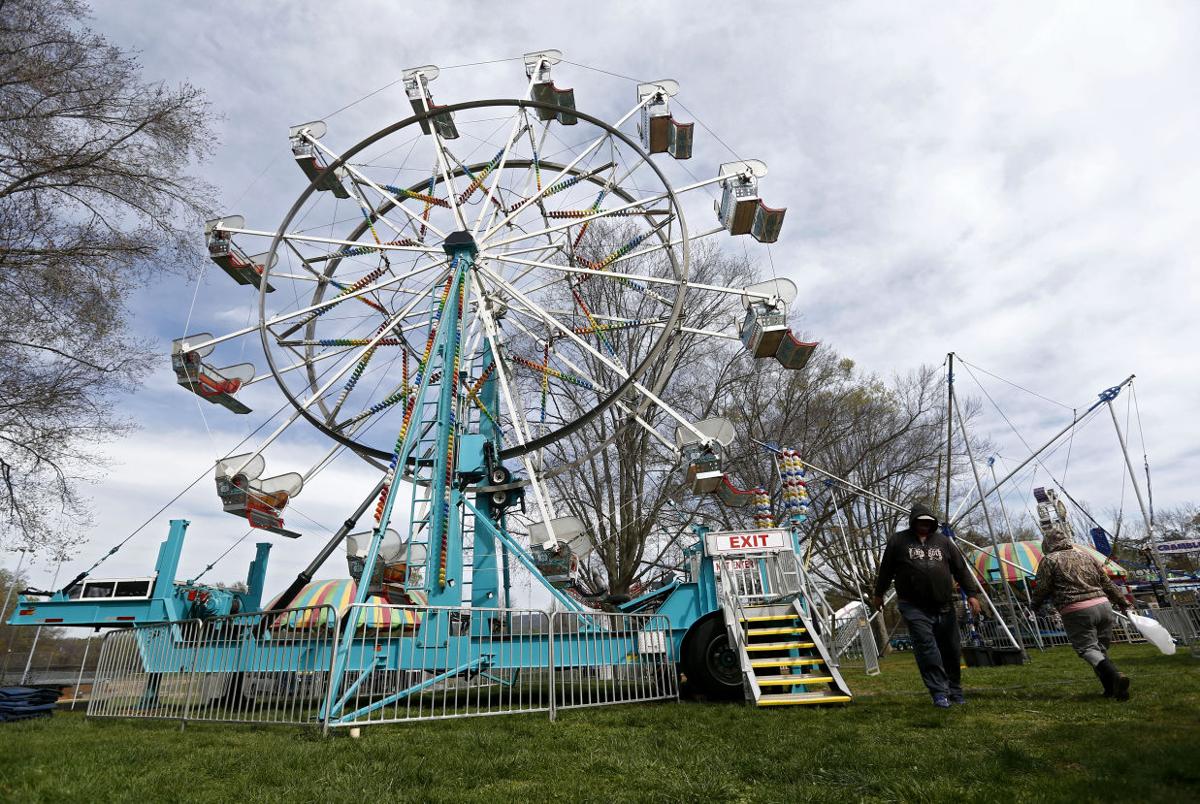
[1098,659,1130,701]
[1093,662,1113,697]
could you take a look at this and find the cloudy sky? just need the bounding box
[11,1,1197,598]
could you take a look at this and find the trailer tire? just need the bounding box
[681,614,743,701]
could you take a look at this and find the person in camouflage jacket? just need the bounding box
[1030,528,1131,700]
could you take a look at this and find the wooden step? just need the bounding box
[750,657,824,669]
[744,641,816,652]
[756,675,834,687]
[757,692,852,707]
[746,626,806,637]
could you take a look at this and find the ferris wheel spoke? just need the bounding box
[483,171,720,251]
[282,238,396,319]
[477,263,707,443]
[470,102,536,237]
[301,132,449,241]
[224,297,425,478]
[501,312,679,456]
[480,252,698,303]
[243,344,358,386]
[601,225,725,272]
[273,257,451,341]
[479,119,554,237]
[342,176,423,249]
[410,76,470,233]
[479,97,653,243]
[464,266,562,529]
[218,224,443,256]
[468,277,534,449]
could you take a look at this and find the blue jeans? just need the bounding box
[898,601,962,698]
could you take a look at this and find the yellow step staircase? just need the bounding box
[734,601,852,707]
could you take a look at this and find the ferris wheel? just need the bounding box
[171,51,818,608]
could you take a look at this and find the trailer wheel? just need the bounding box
[681,614,743,700]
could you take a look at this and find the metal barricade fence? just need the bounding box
[714,556,767,601]
[326,604,552,728]
[958,610,1147,649]
[89,603,684,731]
[549,610,678,714]
[1147,603,1200,647]
[831,614,882,675]
[88,605,340,726]
[88,619,203,721]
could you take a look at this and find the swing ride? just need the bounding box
[9,52,851,724]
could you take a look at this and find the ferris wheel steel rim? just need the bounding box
[258,98,691,477]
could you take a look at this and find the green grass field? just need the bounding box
[1,644,1197,803]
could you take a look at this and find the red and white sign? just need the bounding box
[706,528,789,555]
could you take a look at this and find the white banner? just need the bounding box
[705,528,789,555]
[1155,539,1200,555]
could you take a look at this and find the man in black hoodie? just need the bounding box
[872,502,982,708]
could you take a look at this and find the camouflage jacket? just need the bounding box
[1030,530,1126,612]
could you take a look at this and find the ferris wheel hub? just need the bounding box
[442,229,479,257]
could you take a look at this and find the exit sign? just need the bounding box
[706,529,789,555]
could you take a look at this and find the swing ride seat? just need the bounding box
[408,97,460,139]
[741,303,790,358]
[527,516,588,589]
[294,155,351,199]
[738,279,817,369]
[636,79,692,160]
[531,81,578,125]
[716,474,756,507]
[530,544,579,590]
[686,450,725,495]
[346,529,427,592]
[717,161,786,241]
[171,334,254,415]
[641,107,694,159]
[204,216,276,292]
[403,65,459,139]
[288,119,351,198]
[214,454,303,539]
[775,331,818,370]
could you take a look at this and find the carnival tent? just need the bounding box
[972,540,1127,584]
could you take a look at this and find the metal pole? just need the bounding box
[21,555,64,685]
[1,547,30,680]
[70,634,93,710]
[954,394,1024,653]
[953,374,1136,527]
[988,458,1033,603]
[269,477,388,617]
[1106,399,1172,599]
[0,547,29,625]
[944,353,955,525]
[989,458,1043,650]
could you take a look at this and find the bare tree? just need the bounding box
[531,226,753,598]
[0,1,215,548]
[523,215,992,602]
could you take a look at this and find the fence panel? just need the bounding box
[88,619,203,721]
[549,610,678,713]
[87,606,339,727]
[1145,603,1200,648]
[90,603,687,731]
[327,604,552,728]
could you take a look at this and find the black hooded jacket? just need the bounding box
[873,503,981,610]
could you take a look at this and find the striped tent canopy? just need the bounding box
[972,540,1127,583]
[266,579,422,631]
